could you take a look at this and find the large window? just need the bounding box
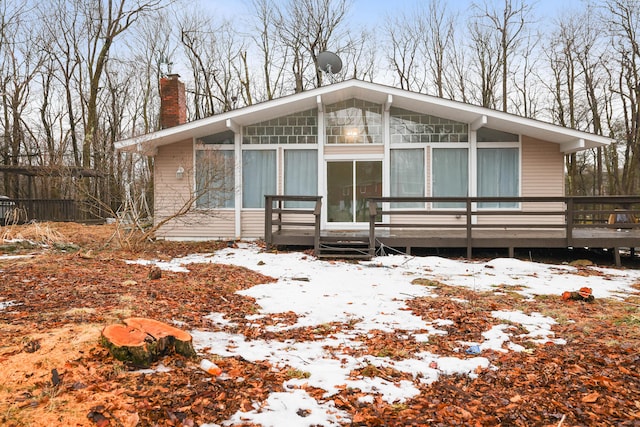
[390,148,425,208]
[284,149,317,208]
[325,99,382,144]
[195,149,235,208]
[477,148,519,208]
[242,109,317,145]
[242,150,276,208]
[390,107,469,144]
[432,148,468,208]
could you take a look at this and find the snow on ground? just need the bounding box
[131,243,640,427]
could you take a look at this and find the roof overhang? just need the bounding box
[115,79,612,155]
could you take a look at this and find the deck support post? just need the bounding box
[508,247,514,258]
[614,247,621,267]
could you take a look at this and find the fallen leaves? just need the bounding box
[2,225,640,426]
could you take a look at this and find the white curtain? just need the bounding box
[432,148,468,208]
[478,148,519,208]
[391,149,424,208]
[284,150,318,208]
[242,150,276,208]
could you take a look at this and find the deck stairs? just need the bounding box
[316,235,373,260]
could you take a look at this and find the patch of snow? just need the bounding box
[125,243,640,426]
[223,389,349,427]
[0,300,17,311]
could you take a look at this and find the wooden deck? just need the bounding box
[264,196,640,265]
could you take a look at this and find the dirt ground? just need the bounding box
[0,222,639,426]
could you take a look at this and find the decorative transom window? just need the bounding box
[242,109,317,145]
[390,107,469,144]
[325,99,382,144]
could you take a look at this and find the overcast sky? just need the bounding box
[206,0,590,27]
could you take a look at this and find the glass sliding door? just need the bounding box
[327,160,382,223]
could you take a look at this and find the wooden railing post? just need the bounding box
[265,195,273,250]
[466,198,472,259]
[314,198,322,256]
[566,197,574,247]
[369,200,377,257]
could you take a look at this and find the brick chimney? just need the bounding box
[159,74,186,129]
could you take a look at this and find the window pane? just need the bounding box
[196,150,235,208]
[284,150,317,208]
[432,148,468,208]
[325,99,382,144]
[390,107,469,143]
[391,149,424,208]
[242,150,276,208]
[355,161,382,222]
[478,148,519,208]
[242,109,317,144]
[327,161,353,222]
[477,128,518,142]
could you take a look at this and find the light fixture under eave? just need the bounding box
[176,166,185,179]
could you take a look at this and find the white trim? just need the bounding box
[234,130,242,238]
[470,115,488,131]
[324,153,384,160]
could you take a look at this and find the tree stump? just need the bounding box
[101,317,196,367]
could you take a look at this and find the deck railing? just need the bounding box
[264,195,322,253]
[368,196,640,258]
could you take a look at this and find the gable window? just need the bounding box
[477,148,519,208]
[432,148,468,208]
[325,99,382,144]
[390,148,425,208]
[284,149,317,208]
[390,107,469,144]
[242,109,317,144]
[195,131,235,209]
[242,150,276,208]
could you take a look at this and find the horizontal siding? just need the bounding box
[521,136,564,198]
[156,211,236,240]
[390,214,467,225]
[154,139,194,221]
[324,145,384,156]
[242,211,266,238]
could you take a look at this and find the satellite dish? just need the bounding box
[317,51,342,74]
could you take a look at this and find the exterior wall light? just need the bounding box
[176,166,185,179]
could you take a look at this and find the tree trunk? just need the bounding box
[101,317,196,367]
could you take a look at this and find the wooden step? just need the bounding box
[316,237,373,260]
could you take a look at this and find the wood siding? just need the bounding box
[520,136,565,223]
[324,145,384,156]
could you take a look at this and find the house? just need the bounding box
[115,75,612,243]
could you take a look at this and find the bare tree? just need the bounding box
[472,0,535,112]
[274,0,351,91]
[601,0,640,194]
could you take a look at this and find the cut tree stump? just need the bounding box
[101,317,196,367]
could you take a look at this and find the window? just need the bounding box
[325,99,382,144]
[432,148,468,208]
[242,150,276,208]
[390,148,425,208]
[477,148,519,208]
[242,109,317,144]
[390,107,469,144]
[195,150,235,208]
[284,150,317,208]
